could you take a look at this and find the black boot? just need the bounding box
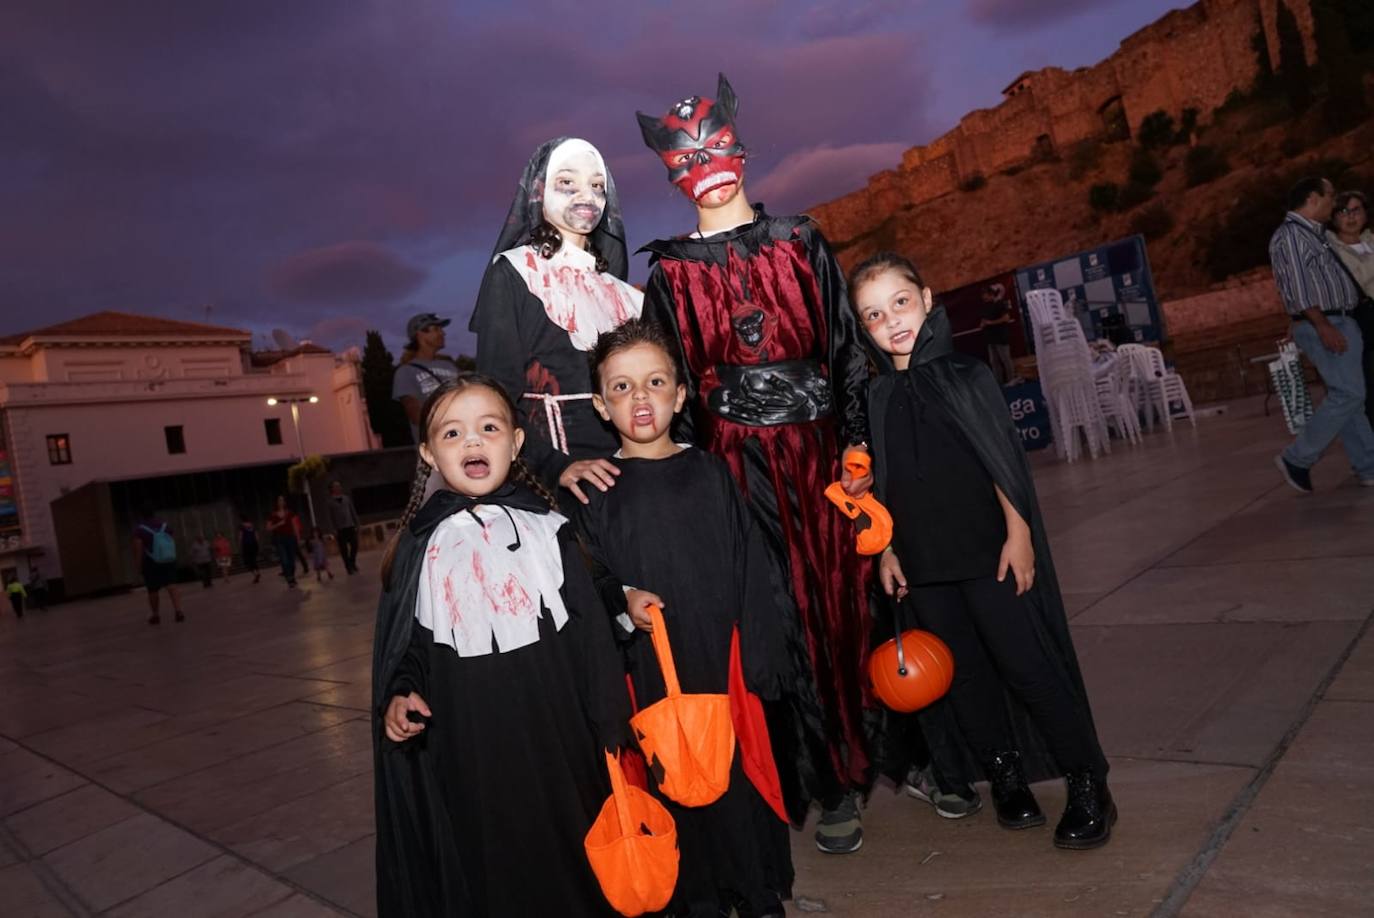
[1054,771,1117,850]
[984,751,1045,829]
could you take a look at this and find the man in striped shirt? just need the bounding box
[1268,176,1374,493]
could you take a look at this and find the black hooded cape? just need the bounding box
[371,484,630,917]
[470,138,632,489]
[864,306,1107,786]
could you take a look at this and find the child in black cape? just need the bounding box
[371,374,630,916]
[850,252,1117,850]
[577,318,794,917]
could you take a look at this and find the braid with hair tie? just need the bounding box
[512,458,559,512]
[380,453,433,588]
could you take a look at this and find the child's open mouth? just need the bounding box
[890,329,914,346]
[462,456,491,478]
[632,406,656,428]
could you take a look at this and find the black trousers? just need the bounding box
[911,575,1103,777]
[336,526,359,573]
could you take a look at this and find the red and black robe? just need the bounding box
[641,205,873,814]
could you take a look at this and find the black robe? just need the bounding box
[470,136,638,490]
[864,306,1107,785]
[371,485,630,918]
[577,447,794,914]
[470,256,622,482]
[640,205,875,813]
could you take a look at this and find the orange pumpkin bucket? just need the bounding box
[869,627,955,713]
[585,751,679,916]
[630,604,735,808]
[824,450,893,556]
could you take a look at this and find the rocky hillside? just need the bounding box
[811,95,1374,302]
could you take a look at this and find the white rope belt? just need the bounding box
[522,392,595,455]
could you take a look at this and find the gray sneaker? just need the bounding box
[814,793,863,854]
[905,765,983,819]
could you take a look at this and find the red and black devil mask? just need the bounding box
[636,73,747,203]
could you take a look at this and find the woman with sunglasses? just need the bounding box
[1330,190,1374,427]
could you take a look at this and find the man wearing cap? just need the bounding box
[392,312,461,443]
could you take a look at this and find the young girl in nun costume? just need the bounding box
[471,138,643,505]
[371,373,630,917]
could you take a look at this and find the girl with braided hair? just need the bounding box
[371,373,630,917]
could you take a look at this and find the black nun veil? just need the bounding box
[490,136,630,281]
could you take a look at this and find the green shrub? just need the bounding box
[1176,107,1200,144]
[1137,110,1177,150]
[1129,203,1175,240]
[1089,182,1121,212]
[1185,145,1231,187]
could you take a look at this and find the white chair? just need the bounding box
[1094,355,1142,445]
[1119,344,1195,431]
[1037,322,1112,462]
[1024,288,1069,332]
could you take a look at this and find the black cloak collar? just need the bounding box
[489,137,630,281]
[409,482,554,539]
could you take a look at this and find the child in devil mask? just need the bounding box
[636,74,875,854]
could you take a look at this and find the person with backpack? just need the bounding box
[132,507,184,625]
[392,312,461,443]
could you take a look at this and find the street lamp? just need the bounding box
[267,395,321,527]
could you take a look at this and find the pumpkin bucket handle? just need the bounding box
[604,751,638,839]
[644,604,681,698]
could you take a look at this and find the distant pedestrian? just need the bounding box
[266,495,303,588]
[26,567,49,611]
[133,507,184,625]
[309,527,335,583]
[326,481,360,574]
[1269,176,1374,493]
[190,536,214,588]
[392,312,460,443]
[212,531,233,582]
[980,282,1017,386]
[240,515,261,584]
[5,576,25,619]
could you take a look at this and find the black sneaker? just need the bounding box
[1274,455,1313,494]
[1054,771,1117,850]
[814,793,863,854]
[984,751,1045,830]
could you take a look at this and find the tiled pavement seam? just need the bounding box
[0,736,358,916]
[1148,606,1374,917]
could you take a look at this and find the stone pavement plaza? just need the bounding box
[2,397,1372,917]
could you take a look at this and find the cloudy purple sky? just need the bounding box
[2,0,1185,355]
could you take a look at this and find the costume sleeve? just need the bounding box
[727,468,792,700]
[559,525,633,751]
[384,618,430,713]
[470,257,569,489]
[805,226,870,450]
[643,262,696,444]
[572,497,635,641]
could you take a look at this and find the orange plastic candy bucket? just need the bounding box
[630,604,735,807]
[585,751,679,916]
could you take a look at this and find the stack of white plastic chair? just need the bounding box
[1037,319,1111,462]
[1024,288,1069,351]
[1118,344,1195,431]
[1094,354,1142,445]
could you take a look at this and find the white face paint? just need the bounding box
[542,139,607,241]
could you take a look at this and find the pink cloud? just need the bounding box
[751,142,908,213]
